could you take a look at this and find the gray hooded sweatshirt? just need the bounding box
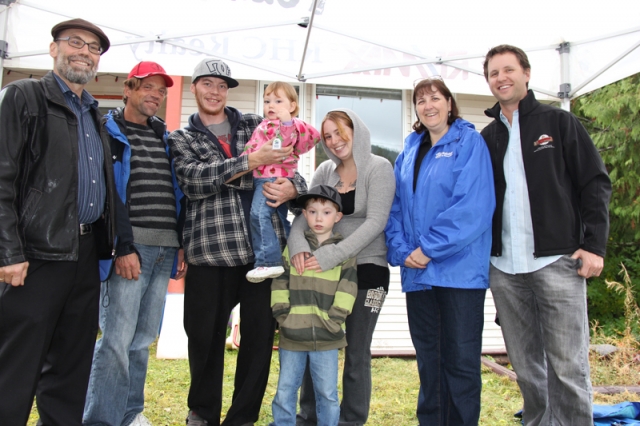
[288,108,395,271]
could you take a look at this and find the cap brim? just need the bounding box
[194,74,239,88]
[132,72,174,87]
[296,194,342,212]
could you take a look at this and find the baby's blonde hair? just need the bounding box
[264,81,299,117]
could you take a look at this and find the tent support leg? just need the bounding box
[557,42,571,111]
[0,2,13,87]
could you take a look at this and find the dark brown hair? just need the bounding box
[412,78,460,133]
[122,77,143,105]
[483,44,531,83]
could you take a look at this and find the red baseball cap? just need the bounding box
[128,61,174,87]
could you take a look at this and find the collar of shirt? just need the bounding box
[491,110,561,274]
[53,73,99,111]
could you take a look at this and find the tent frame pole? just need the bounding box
[296,0,319,81]
[0,0,16,87]
[570,37,640,97]
[557,42,571,111]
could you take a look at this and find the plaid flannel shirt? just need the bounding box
[168,107,307,267]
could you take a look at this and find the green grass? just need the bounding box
[29,342,639,425]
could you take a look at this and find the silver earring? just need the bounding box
[448,111,451,117]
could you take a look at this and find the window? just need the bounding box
[314,85,402,168]
[257,81,304,119]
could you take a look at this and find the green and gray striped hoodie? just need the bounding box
[271,230,357,351]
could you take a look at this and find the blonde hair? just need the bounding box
[264,81,299,117]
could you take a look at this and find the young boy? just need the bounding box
[270,185,357,426]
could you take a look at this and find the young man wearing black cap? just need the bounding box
[0,18,116,426]
[169,58,307,426]
[83,61,187,426]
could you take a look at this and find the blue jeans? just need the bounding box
[251,177,291,267]
[490,256,592,426]
[272,349,339,426]
[406,286,486,426]
[83,244,176,426]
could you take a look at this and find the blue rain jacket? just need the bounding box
[98,109,184,281]
[385,118,495,292]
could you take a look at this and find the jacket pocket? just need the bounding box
[19,188,42,229]
[322,318,344,341]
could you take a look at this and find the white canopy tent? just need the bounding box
[1,0,639,110]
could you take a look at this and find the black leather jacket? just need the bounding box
[0,71,116,266]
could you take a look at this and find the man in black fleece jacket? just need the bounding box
[481,44,611,426]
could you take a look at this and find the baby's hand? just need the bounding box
[276,108,292,123]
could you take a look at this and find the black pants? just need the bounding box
[0,234,100,426]
[185,264,275,426]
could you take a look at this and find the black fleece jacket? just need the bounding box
[481,90,611,258]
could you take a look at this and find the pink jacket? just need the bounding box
[242,118,321,178]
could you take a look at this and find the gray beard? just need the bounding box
[55,54,97,85]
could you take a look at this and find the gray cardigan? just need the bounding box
[288,108,395,271]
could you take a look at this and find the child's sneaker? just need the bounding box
[246,266,285,283]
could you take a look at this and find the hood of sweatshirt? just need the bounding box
[319,108,372,175]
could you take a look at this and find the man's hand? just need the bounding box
[263,177,298,208]
[174,249,188,280]
[248,140,294,170]
[404,247,431,269]
[0,262,30,286]
[571,248,604,279]
[115,253,141,281]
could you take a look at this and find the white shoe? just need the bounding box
[246,266,285,283]
[130,413,152,426]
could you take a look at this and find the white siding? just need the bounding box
[457,93,495,132]
[297,83,316,184]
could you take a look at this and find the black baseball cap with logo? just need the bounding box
[296,185,343,212]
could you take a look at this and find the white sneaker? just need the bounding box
[129,413,152,426]
[246,266,285,283]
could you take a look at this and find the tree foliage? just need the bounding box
[573,73,640,241]
[573,73,640,331]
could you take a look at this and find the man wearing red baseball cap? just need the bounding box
[0,17,116,426]
[82,61,186,426]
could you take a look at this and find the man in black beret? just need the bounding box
[0,18,115,426]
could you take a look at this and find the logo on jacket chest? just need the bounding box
[435,151,453,159]
[533,134,555,152]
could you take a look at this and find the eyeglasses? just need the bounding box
[55,36,103,55]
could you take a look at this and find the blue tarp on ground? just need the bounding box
[593,402,640,426]
[515,403,640,425]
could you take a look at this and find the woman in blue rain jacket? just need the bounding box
[384,78,495,426]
